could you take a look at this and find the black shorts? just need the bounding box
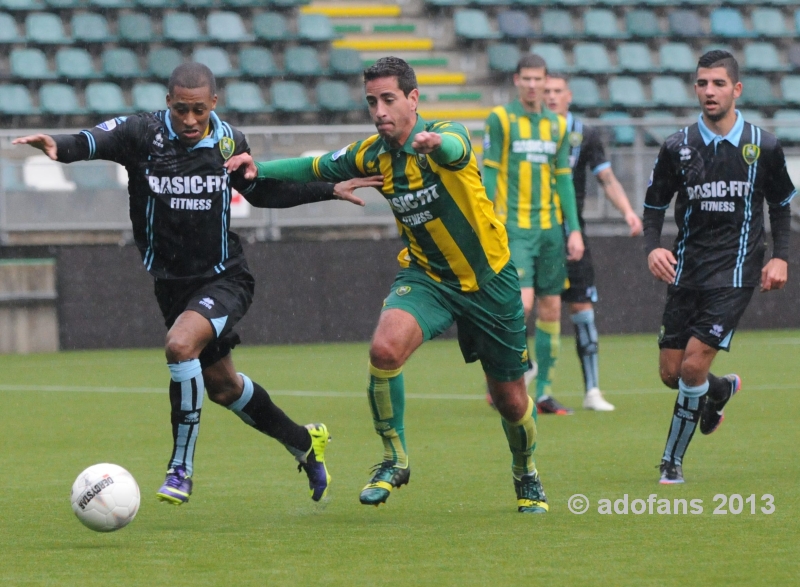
[658,286,754,352]
[562,239,597,304]
[154,267,255,369]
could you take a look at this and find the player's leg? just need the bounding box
[510,236,538,395]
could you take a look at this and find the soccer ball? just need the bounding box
[71,463,140,532]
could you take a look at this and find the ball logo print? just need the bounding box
[71,464,140,532]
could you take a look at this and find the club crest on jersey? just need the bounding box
[219,137,235,160]
[396,286,412,296]
[569,132,583,147]
[742,144,760,165]
[416,153,428,169]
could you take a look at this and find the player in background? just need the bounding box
[644,51,795,484]
[544,73,643,412]
[13,63,379,504]
[482,54,584,415]
[227,57,552,514]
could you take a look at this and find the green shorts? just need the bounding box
[507,226,568,295]
[382,263,530,382]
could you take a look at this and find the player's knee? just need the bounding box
[659,367,680,389]
[164,334,196,363]
[369,338,405,370]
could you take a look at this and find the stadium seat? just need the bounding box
[0,12,22,43]
[568,77,603,109]
[55,48,99,80]
[789,44,800,71]
[67,162,121,191]
[207,11,253,43]
[89,0,131,8]
[744,43,787,72]
[617,43,654,73]
[284,46,324,77]
[752,8,792,38]
[225,81,269,113]
[540,9,573,38]
[118,13,156,44]
[599,112,635,146]
[780,76,800,107]
[135,0,177,8]
[163,12,206,43]
[132,82,167,112]
[488,43,521,73]
[271,81,316,113]
[86,82,129,115]
[651,76,694,107]
[773,110,800,143]
[148,47,184,79]
[0,84,37,115]
[583,9,624,39]
[271,0,313,6]
[574,43,616,74]
[71,13,114,44]
[1,0,44,9]
[192,47,238,77]
[530,43,570,72]
[668,11,705,38]
[239,47,281,77]
[10,48,55,79]
[316,80,361,112]
[25,12,70,44]
[183,0,213,7]
[795,10,800,34]
[710,8,753,38]
[739,76,779,107]
[329,48,362,76]
[253,12,291,42]
[626,9,662,38]
[609,77,648,108]
[102,48,143,79]
[643,111,680,146]
[659,43,695,73]
[454,9,500,40]
[221,0,263,7]
[738,109,765,124]
[497,10,534,40]
[298,13,336,42]
[40,83,85,115]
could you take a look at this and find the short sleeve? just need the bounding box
[584,126,610,175]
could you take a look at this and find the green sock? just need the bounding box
[535,319,561,400]
[501,396,537,479]
[367,362,408,468]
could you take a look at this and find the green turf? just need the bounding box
[1,330,799,586]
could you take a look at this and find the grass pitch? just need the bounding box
[1,330,798,586]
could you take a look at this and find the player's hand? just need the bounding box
[12,134,57,160]
[566,230,584,262]
[224,152,257,180]
[625,211,643,237]
[411,131,442,154]
[648,248,677,284]
[332,176,383,207]
[760,258,788,292]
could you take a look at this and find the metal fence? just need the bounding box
[1,118,799,244]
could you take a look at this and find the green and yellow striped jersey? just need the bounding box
[312,115,510,292]
[483,100,573,232]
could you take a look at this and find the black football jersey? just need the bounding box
[566,114,611,227]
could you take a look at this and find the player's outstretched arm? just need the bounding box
[12,134,57,160]
[760,258,788,292]
[597,168,642,236]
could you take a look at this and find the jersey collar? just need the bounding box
[566,111,574,132]
[697,110,744,147]
[510,99,546,119]
[164,110,225,150]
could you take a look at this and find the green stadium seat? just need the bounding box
[329,48,362,76]
[221,0,262,7]
[102,48,142,79]
[46,0,77,9]
[426,0,468,6]
[599,112,635,146]
[752,8,792,38]
[25,12,70,44]
[135,0,177,8]
[148,47,184,79]
[316,80,360,112]
[284,46,324,77]
[789,44,800,71]
[659,43,695,73]
[225,81,269,113]
[0,12,22,43]
[163,12,206,43]
[183,0,214,7]
[568,77,603,109]
[10,48,55,79]
[617,43,653,73]
[55,48,99,79]
[66,162,120,191]
[574,43,616,74]
[192,47,238,77]
[454,9,500,40]
[207,11,254,43]
[710,8,754,38]
[0,84,37,115]
[118,13,156,44]
[270,0,312,6]
[702,43,735,56]
[744,43,787,72]
[530,43,570,72]
[609,77,648,108]
[271,81,316,113]
[239,47,281,77]
[132,82,167,112]
[1,0,44,10]
[71,13,114,44]
[497,10,534,39]
[737,109,765,124]
[540,9,573,38]
[89,0,132,8]
[780,76,800,107]
[643,111,680,146]
[796,10,800,34]
[773,110,800,143]
[739,75,779,107]
[583,9,624,39]
[253,12,291,42]
[669,11,705,38]
[40,83,85,115]
[298,13,336,42]
[86,82,129,115]
[488,43,521,73]
[651,76,694,107]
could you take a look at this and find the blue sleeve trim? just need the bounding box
[643,203,670,210]
[591,161,611,175]
[81,130,96,159]
[777,189,796,207]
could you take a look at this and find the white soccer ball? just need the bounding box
[71,463,140,532]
